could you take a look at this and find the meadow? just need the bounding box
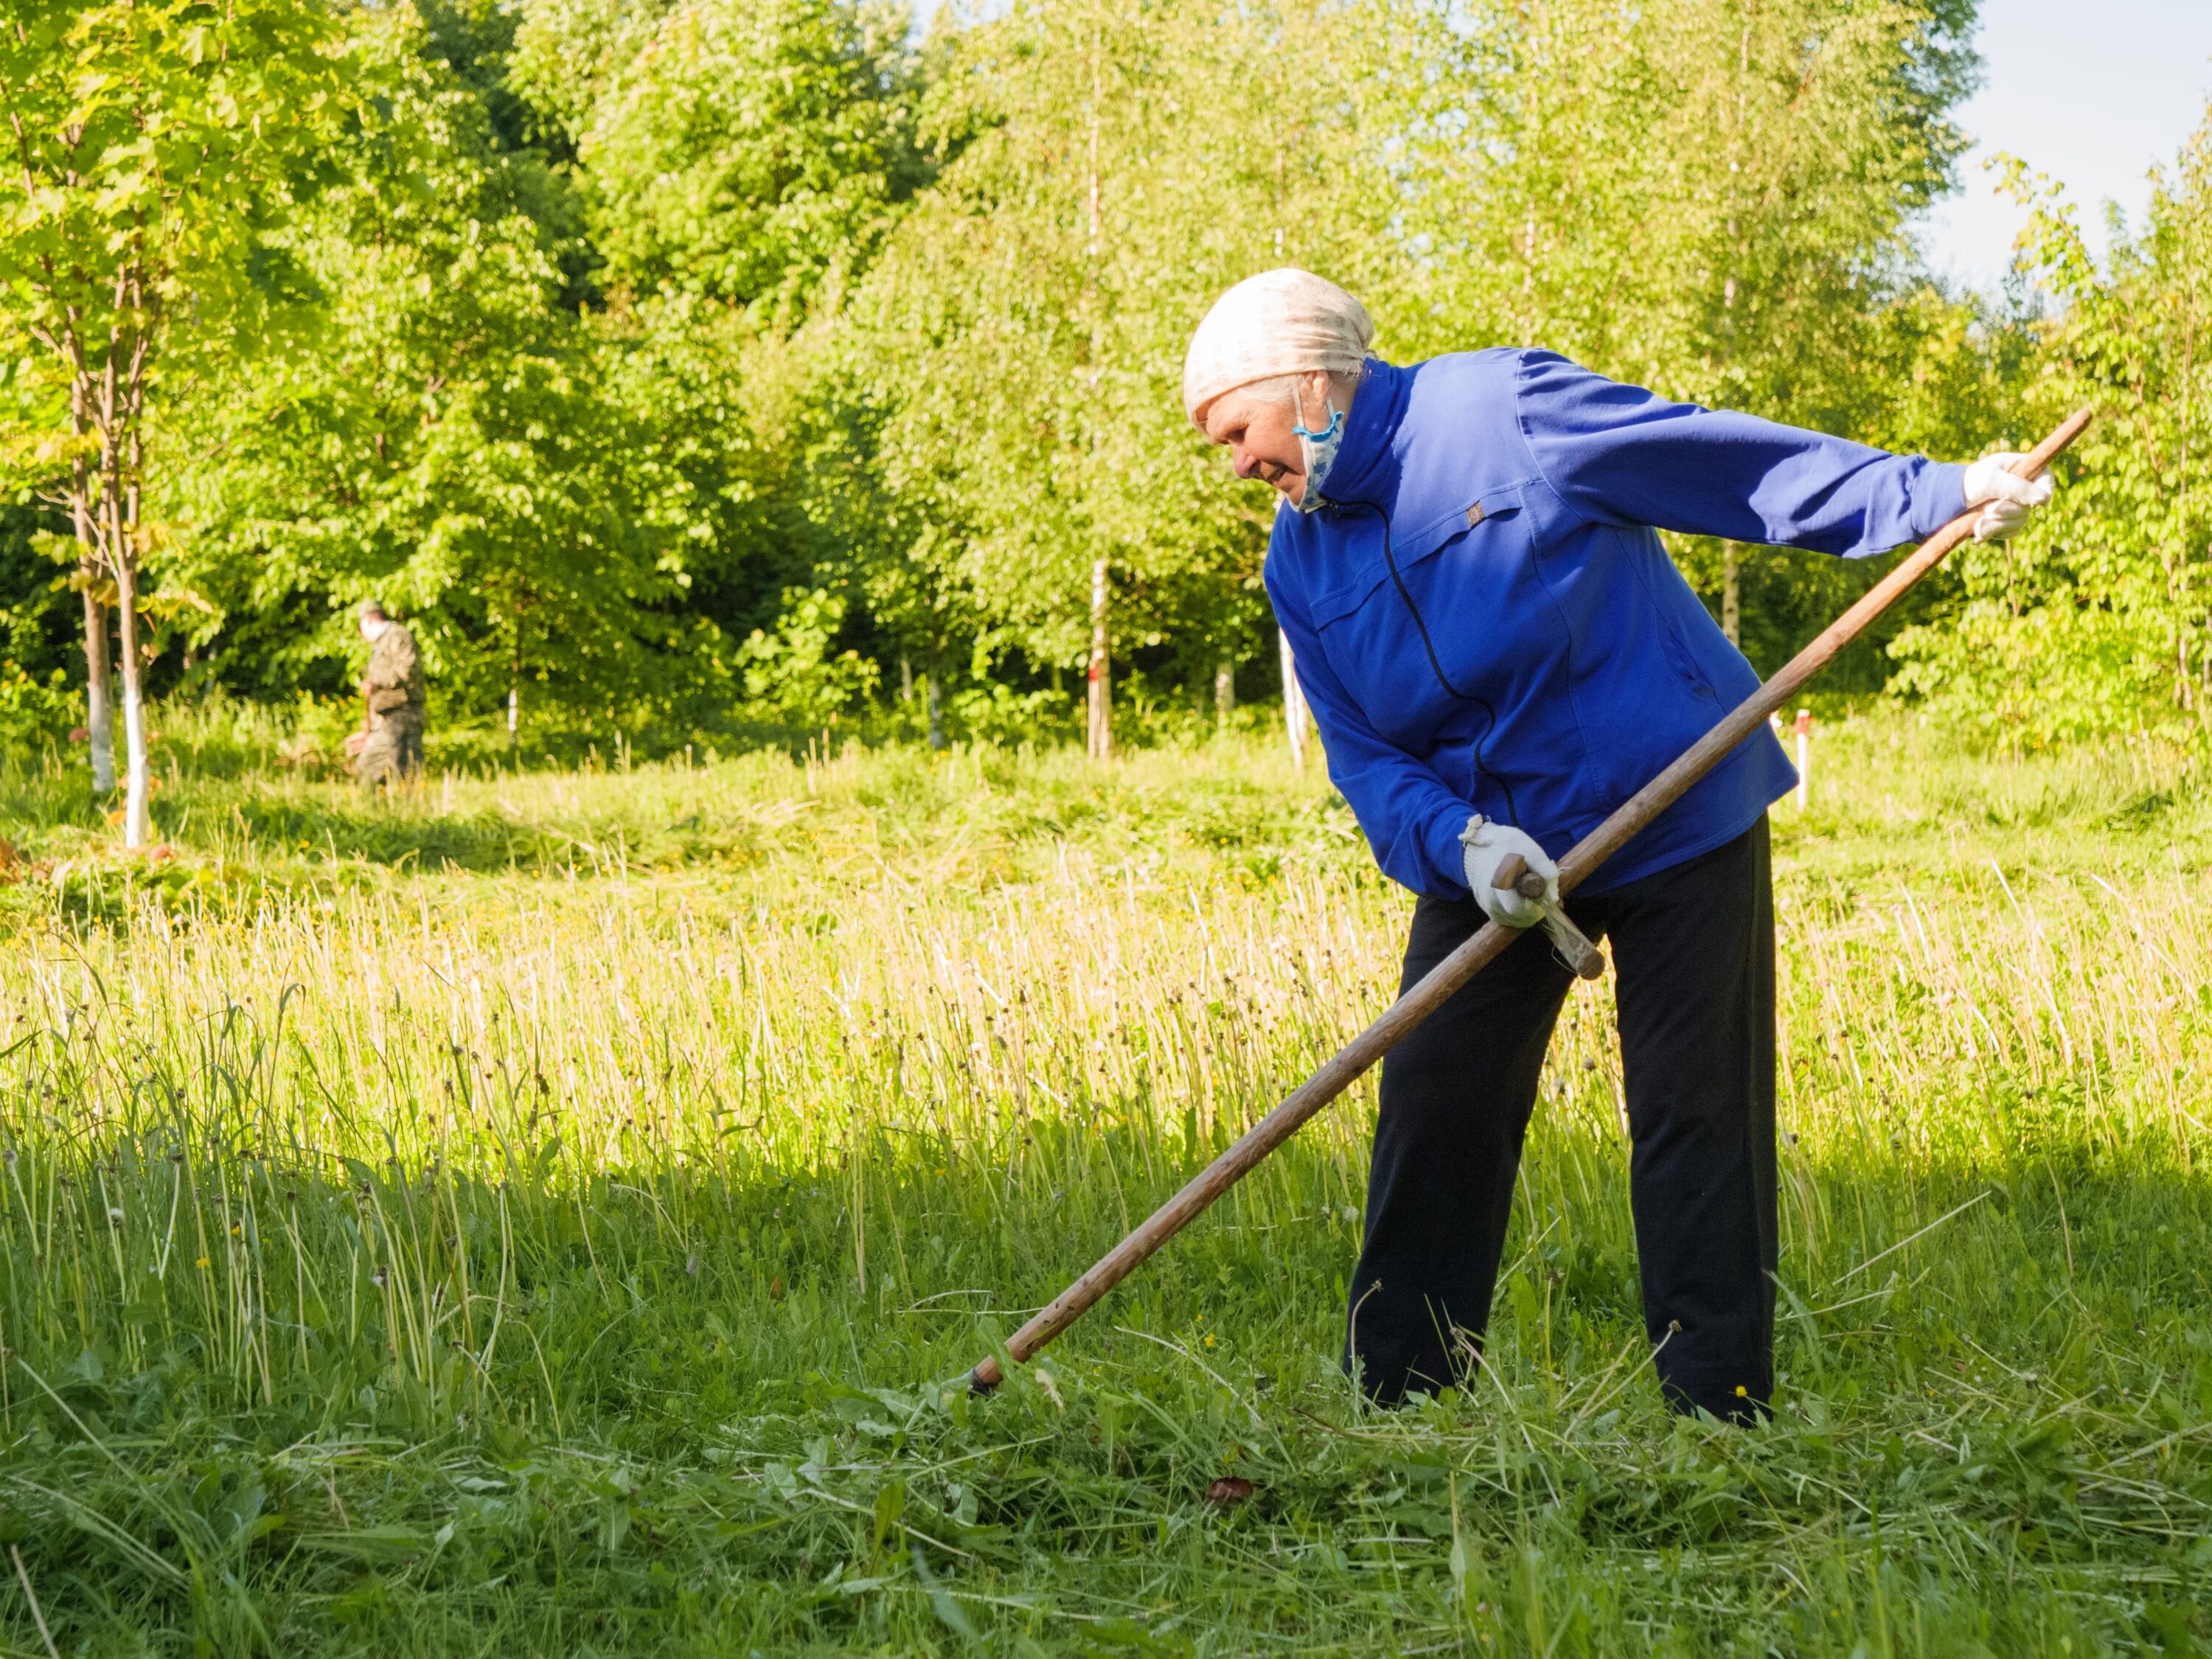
[0,710,2205,1655]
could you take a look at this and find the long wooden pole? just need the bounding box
[967,409,2093,1393]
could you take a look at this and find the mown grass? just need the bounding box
[0,709,2206,1655]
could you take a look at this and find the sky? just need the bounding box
[1916,0,2212,291]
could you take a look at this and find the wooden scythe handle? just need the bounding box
[965,408,2093,1394]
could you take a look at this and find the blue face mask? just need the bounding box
[1290,386,1346,514]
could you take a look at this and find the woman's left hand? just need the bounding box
[1962,453,2057,542]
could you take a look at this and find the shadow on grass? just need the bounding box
[217,792,574,873]
[0,1022,2206,1658]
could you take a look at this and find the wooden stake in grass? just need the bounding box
[1279,629,1311,772]
[966,408,2094,1394]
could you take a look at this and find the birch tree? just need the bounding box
[854,0,1381,752]
[0,0,342,839]
[1652,0,1975,640]
[1374,0,1978,664]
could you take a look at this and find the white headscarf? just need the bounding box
[1182,268,1374,425]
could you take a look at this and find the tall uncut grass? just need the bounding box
[0,711,2205,1654]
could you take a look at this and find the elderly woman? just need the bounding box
[1183,269,2052,1420]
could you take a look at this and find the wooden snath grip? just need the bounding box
[1491,852,1548,900]
[1542,913,1607,981]
[962,408,2093,1397]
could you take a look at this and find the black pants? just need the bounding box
[1345,821,1776,1421]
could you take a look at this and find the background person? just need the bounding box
[1183,268,2053,1419]
[347,599,426,787]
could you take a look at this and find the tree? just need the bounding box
[549,0,922,326]
[508,0,930,730]
[853,0,1380,755]
[1891,121,2212,743]
[1652,0,1975,641]
[0,0,344,841]
[163,4,692,739]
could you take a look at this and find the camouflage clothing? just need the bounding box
[357,621,426,787]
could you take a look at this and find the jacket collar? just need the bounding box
[1311,357,1405,509]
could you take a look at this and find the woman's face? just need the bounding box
[1197,370,1337,505]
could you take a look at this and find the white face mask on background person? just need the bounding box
[1289,382,1346,513]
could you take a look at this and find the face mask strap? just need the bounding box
[1291,380,1343,442]
[1289,376,1346,512]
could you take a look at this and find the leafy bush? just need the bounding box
[734,588,880,728]
[0,660,76,754]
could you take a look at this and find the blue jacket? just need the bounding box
[1265,351,1969,897]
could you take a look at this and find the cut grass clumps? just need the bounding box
[0,717,2205,1653]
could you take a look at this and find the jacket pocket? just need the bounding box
[1310,486,1529,629]
[1632,548,1727,707]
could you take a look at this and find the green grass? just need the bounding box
[0,709,2206,1655]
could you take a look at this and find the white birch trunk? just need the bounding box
[113,552,149,846]
[1086,557,1112,760]
[1278,627,1308,771]
[80,587,115,793]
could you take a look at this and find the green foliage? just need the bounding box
[0,660,75,752]
[1891,119,2212,745]
[0,501,79,705]
[164,5,688,723]
[1377,0,1976,387]
[851,0,1378,682]
[0,0,347,400]
[5,0,2175,757]
[557,0,923,320]
[834,0,2006,714]
[153,0,934,737]
[1374,0,2001,681]
[734,585,880,726]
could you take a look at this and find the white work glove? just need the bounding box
[1459,814,1559,929]
[1961,452,2056,543]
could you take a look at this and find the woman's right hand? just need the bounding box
[1459,815,1559,929]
